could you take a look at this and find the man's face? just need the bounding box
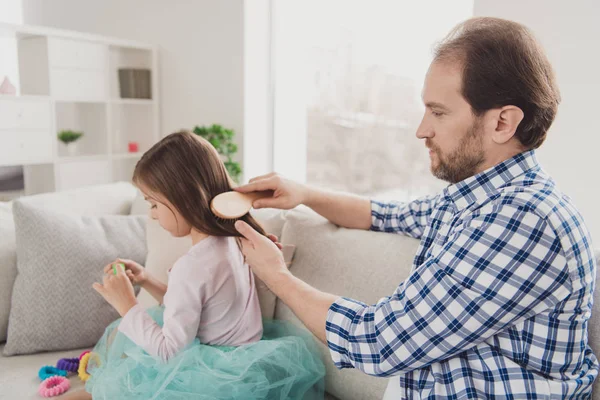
[416,61,486,184]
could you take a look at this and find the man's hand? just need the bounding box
[267,233,283,250]
[235,220,290,285]
[235,173,309,210]
[235,221,338,344]
[237,172,371,230]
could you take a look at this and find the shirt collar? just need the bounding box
[442,150,540,211]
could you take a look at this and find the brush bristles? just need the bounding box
[214,214,238,223]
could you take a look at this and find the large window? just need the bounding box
[272,0,473,200]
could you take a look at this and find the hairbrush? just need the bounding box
[210,191,272,221]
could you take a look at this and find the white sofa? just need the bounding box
[1,182,599,400]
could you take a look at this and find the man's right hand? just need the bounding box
[235,173,309,210]
[237,172,372,230]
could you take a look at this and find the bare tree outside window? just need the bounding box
[276,0,473,201]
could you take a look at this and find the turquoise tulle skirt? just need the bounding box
[85,306,325,400]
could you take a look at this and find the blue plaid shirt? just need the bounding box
[326,151,598,399]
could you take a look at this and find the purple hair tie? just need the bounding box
[57,357,79,373]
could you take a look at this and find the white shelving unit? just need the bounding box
[0,22,159,194]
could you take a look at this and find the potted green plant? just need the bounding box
[57,130,84,156]
[193,124,242,182]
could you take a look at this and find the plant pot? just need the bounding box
[66,142,78,156]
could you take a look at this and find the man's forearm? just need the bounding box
[303,186,372,230]
[141,274,168,304]
[267,270,339,344]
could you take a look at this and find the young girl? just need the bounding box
[62,131,325,399]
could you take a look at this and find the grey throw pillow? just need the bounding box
[3,201,146,356]
[0,202,16,343]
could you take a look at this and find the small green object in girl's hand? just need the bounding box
[112,263,126,275]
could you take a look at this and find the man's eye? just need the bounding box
[150,204,157,209]
[432,111,444,117]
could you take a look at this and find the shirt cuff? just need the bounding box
[326,297,368,369]
[117,303,146,342]
[369,199,380,231]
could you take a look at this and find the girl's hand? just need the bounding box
[93,267,138,317]
[103,258,147,286]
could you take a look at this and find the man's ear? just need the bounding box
[491,105,524,144]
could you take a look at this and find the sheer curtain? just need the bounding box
[273,0,473,201]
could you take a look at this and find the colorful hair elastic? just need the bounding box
[79,350,90,360]
[38,376,70,397]
[78,352,100,382]
[57,357,80,374]
[38,366,67,381]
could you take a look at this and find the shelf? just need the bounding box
[111,98,154,105]
[55,99,108,104]
[0,22,158,195]
[0,94,51,101]
[112,152,142,160]
[109,46,153,100]
[18,35,50,96]
[112,157,138,182]
[110,103,155,154]
[55,102,108,158]
[55,158,112,190]
[56,154,109,163]
[0,22,154,50]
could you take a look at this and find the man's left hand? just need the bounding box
[235,220,289,286]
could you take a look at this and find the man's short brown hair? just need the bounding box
[434,17,560,149]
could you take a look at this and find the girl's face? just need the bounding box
[140,187,192,237]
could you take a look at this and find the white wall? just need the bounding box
[474,0,600,244]
[21,0,247,169]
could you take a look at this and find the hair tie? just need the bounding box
[79,350,90,360]
[38,376,70,397]
[78,352,101,382]
[57,357,79,373]
[38,366,67,381]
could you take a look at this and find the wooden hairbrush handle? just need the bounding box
[244,190,272,202]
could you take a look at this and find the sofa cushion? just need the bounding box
[0,343,87,399]
[4,201,146,356]
[0,340,341,400]
[278,207,419,400]
[19,181,137,216]
[0,202,15,343]
[0,182,139,345]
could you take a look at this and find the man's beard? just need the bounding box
[428,119,485,184]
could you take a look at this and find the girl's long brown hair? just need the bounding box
[132,130,267,238]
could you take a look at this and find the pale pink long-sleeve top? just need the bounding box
[118,236,264,362]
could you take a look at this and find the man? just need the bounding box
[234,17,598,398]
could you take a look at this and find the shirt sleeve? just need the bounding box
[370,194,440,239]
[326,203,572,377]
[118,259,209,362]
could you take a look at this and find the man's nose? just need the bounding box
[416,116,433,139]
